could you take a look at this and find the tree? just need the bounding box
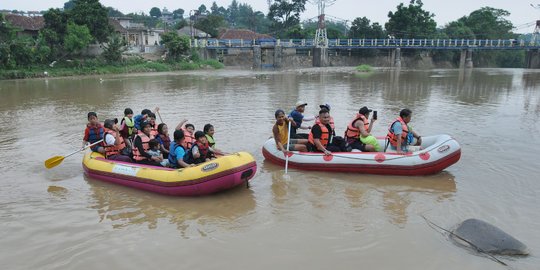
[63,0,76,10]
[349,17,386,39]
[172,8,184,19]
[385,0,436,39]
[198,4,208,14]
[69,0,111,43]
[194,14,226,37]
[268,0,307,36]
[0,13,17,68]
[150,7,162,18]
[160,32,190,61]
[458,7,514,39]
[107,7,124,17]
[101,34,126,63]
[64,22,92,55]
[442,21,475,39]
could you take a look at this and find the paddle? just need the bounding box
[44,139,104,169]
[157,110,164,123]
[285,120,292,174]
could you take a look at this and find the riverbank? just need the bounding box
[0,59,224,80]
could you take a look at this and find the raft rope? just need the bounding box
[282,138,455,162]
[420,215,509,267]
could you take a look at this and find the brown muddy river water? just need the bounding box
[0,68,539,269]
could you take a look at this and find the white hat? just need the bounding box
[295,101,307,107]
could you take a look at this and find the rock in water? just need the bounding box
[451,218,529,255]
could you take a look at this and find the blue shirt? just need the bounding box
[390,122,413,151]
[288,109,304,129]
[168,142,186,168]
[133,114,144,130]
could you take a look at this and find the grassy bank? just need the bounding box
[0,59,224,80]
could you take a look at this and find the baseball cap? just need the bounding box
[359,106,372,115]
[295,101,307,107]
[319,103,331,111]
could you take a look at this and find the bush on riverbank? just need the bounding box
[356,64,374,72]
[0,58,224,80]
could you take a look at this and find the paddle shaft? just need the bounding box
[68,139,104,158]
[157,111,164,123]
[285,120,292,174]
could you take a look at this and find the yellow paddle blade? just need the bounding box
[44,156,65,169]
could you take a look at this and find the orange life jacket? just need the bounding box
[344,113,369,140]
[182,128,195,149]
[308,123,330,147]
[387,117,409,147]
[104,129,126,158]
[315,116,335,130]
[132,131,152,161]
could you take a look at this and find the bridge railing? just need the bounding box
[191,38,538,49]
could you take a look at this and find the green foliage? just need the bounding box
[70,0,112,43]
[107,7,124,17]
[101,34,126,63]
[442,21,475,39]
[385,0,437,38]
[172,9,185,19]
[160,32,190,61]
[150,7,162,18]
[349,17,386,39]
[457,7,514,39]
[194,14,226,37]
[64,23,92,55]
[356,64,374,72]
[268,0,307,37]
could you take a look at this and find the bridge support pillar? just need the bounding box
[274,45,283,69]
[392,48,401,68]
[313,47,328,67]
[253,45,261,69]
[460,49,473,69]
[526,49,540,69]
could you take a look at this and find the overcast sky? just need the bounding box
[3,0,539,33]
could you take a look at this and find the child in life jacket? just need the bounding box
[147,139,169,167]
[203,123,226,155]
[184,131,216,164]
[120,108,135,147]
[83,112,105,154]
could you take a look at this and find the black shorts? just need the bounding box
[348,139,367,151]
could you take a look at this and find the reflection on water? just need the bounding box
[85,176,256,237]
[265,160,456,227]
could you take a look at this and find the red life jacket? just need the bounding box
[132,131,152,161]
[308,123,330,147]
[103,129,126,158]
[157,133,171,151]
[387,117,409,147]
[344,113,369,140]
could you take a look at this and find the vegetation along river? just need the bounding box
[0,67,539,269]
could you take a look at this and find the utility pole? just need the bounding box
[310,0,336,48]
[531,4,540,45]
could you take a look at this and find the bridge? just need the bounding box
[189,38,540,69]
[192,38,540,50]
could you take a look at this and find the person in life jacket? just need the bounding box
[203,123,226,155]
[288,101,315,139]
[82,112,105,154]
[308,108,341,155]
[133,108,151,131]
[147,112,159,137]
[178,119,196,149]
[273,109,308,154]
[386,108,422,154]
[103,118,132,162]
[314,104,335,130]
[156,123,171,159]
[132,121,163,166]
[344,106,378,151]
[184,131,217,165]
[168,129,195,168]
[120,108,135,147]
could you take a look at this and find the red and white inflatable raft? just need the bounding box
[262,134,461,176]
